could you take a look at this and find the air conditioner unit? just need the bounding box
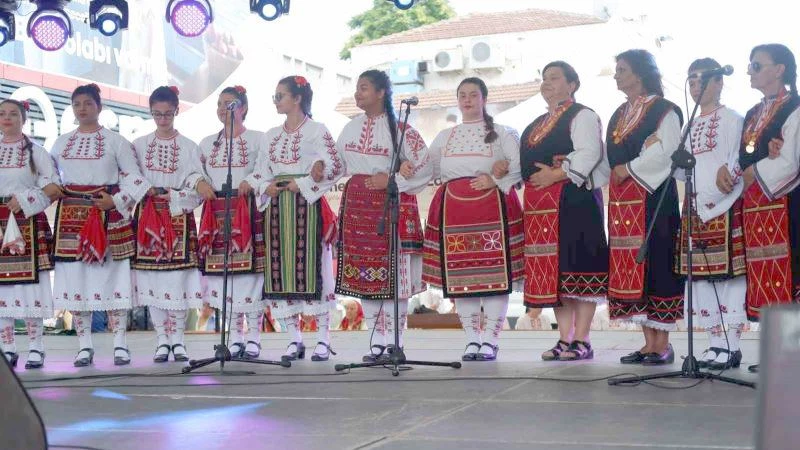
[469,39,505,69]
[432,48,463,72]
[389,60,423,85]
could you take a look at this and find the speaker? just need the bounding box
[755,305,800,450]
[0,356,48,449]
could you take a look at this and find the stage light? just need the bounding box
[0,10,15,47]
[387,0,415,10]
[27,1,73,52]
[166,0,212,38]
[250,0,289,21]
[89,0,128,37]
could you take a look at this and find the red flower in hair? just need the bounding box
[169,86,180,96]
[21,101,30,111]
[294,76,308,87]
[233,85,247,95]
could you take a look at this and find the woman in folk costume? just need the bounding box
[513,61,609,362]
[51,83,152,367]
[198,85,267,359]
[0,99,60,369]
[718,44,800,373]
[335,70,432,362]
[250,75,343,362]
[422,77,523,361]
[677,59,747,370]
[607,50,685,366]
[131,86,215,363]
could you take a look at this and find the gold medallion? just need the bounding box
[745,141,755,153]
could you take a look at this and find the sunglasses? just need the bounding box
[272,93,285,103]
[151,111,176,119]
[748,61,776,73]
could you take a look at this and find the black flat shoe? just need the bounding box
[73,348,95,367]
[25,350,45,369]
[707,349,742,370]
[748,364,759,373]
[5,351,19,368]
[229,342,245,358]
[462,342,481,361]
[153,344,171,363]
[697,347,723,369]
[475,343,499,361]
[642,344,674,366]
[311,342,336,362]
[114,347,131,366]
[362,344,387,363]
[171,343,189,362]
[620,350,645,364]
[281,342,306,361]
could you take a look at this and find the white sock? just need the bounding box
[149,307,169,347]
[231,312,246,345]
[110,310,129,357]
[0,317,16,354]
[25,318,44,352]
[72,311,93,351]
[244,312,261,355]
[480,295,509,354]
[384,299,408,349]
[315,312,331,346]
[454,299,482,352]
[169,309,188,345]
[362,301,387,349]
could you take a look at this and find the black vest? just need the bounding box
[606,97,683,168]
[738,94,800,170]
[519,103,587,181]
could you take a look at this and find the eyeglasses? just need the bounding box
[272,93,285,103]
[748,62,776,73]
[151,111,176,119]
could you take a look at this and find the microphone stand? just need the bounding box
[608,76,753,388]
[335,101,461,376]
[183,105,289,374]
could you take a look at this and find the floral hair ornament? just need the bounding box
[294,76,308,87]
[168,86,180,96]
[21,101,30,112]
[233,85,247,95]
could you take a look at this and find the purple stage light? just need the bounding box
[27,7,72,51]
[167,0,212,38]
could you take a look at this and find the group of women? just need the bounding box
[1,43,797,373]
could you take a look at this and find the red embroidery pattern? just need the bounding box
[323,132,342,180]
[62,129,105,160]
[401,125,425,161]
[145,136,180,173]
[611,96,657,144]
[742,91,790,147]
[527,100,573,147]
[210,135,249,168]
[689,107,721,155]
[0,139,25,168]
[345,116,388,156]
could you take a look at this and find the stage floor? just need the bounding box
[13,330,759,450]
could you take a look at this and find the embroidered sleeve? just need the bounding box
[33,145,61,189]
[562,109,604,189]
[169,140,204,216]
[492,126,522,194]
[395,126,433,194]
[113,137,152,218]
[754,107,800,200]
[296,126,344,205]
[627,110,681,194]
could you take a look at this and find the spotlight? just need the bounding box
[0,10,14,48]
[250,0,289,21]
[89,0,128,37]
[166,0,212,38]
[387,0,415,10]
[27,1,73,52]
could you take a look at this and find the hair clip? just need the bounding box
[168,86,180,96]
[233,85,247,95]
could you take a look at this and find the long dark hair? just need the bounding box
[616,49,664,97]
[1,99,35,174]
[358,70,398,167]
[71,83,102,107]
[750,43,798,96]
[278,75,313,118]
[457,77,498,143]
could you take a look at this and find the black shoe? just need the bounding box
[281,342,305,361]
[642,344,674,366]
[748,364,759,373]
[697,347,724,369]
[153,344,171,363]
[73,348,95,367]
[707,349,742,370]
[114,347,131,366]
[4,351,19,368]
[229,342,245,358]
[462,342,481,361]
[25,350,45,369]
[475,343,499,361]
[171,343,189,362]
[362,344,388,363]
[310,342,336,362]
[620,350,645,364]
[242,341,261,360]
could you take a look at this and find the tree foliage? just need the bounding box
[340,0,455,60]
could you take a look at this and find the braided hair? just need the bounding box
[457,77,498,143]
[358,70,399,169]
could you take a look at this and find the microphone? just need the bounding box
[701,65,734,79]
[401,96,419,106]
[226,99,243,110]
